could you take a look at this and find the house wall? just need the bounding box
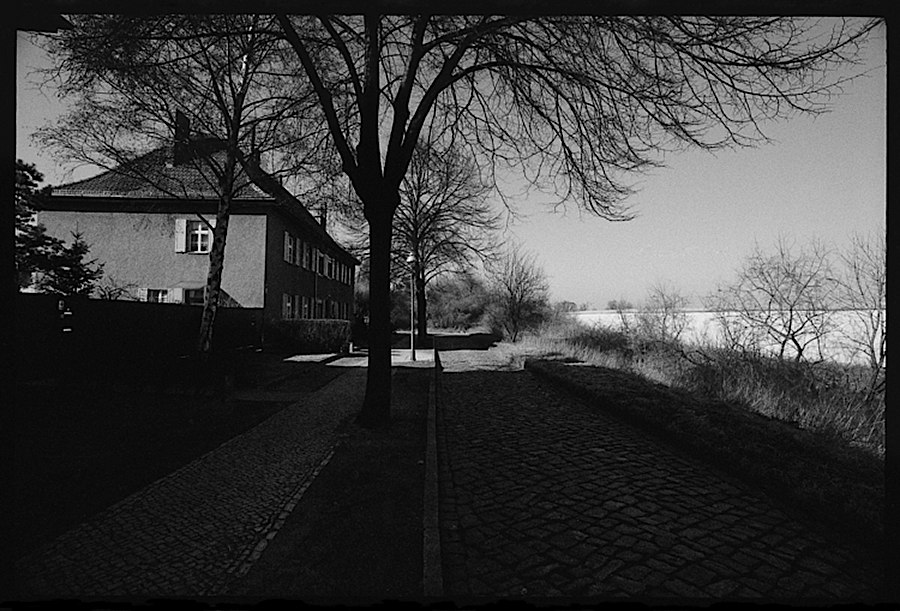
[263,210,356,323]
[38,210,267,307]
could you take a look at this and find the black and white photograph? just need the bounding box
[10,5,890,607]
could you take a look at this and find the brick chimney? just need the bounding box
[174,110,190,165]
[318,205,327,231]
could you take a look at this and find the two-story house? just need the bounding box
[37,126,358,327]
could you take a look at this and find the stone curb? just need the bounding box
[422,358,443,598]
[207,446,338,596]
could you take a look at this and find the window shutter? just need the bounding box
[175,219,187,252]
[137,288,148,302]
[284,231,291,262]
[170,288,184,304]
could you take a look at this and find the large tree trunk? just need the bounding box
[197,197,231,355]
[415,268,428,344]
[357,208,393,427]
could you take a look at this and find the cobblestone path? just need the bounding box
[436,353,882,600]
[14,368,365,598]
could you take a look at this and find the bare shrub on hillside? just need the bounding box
[709,236,838,362]
[636,282,689,343]
[608,299,636,335]
[835,232,886,398]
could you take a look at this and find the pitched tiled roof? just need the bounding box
[48,138,360,265]
[52,141,272,201]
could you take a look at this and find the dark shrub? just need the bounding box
[268,319,351,353]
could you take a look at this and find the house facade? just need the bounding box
[38,138,358,326]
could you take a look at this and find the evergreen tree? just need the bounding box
[36,232,105,296]
[15,159,63,288]
[16,160,105,295]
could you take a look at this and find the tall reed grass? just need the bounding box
[517,317,885,457]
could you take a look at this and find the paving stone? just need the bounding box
[664,578,707,598]
[676,563,719,587]
[16,369,366,597]
[435,355,884,600]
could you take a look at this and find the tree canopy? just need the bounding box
[32,14,881,425]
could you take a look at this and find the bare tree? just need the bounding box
[711,236,838,362]
[637,282,689,342]
[35,15,325,354]
[486,244,550,342]
[836,232,886,392]
[606,299,635,334]
[343,138,500,343]
[33,15,880,424]
[94,276,140,301]
[267,15,878,425]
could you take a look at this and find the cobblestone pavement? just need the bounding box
[436,349,883,600]
[14,368,366,598]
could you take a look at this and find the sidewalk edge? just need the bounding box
[422,356,443,597]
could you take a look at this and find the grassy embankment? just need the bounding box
[497,318,885,553]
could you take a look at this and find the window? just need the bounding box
[188,221,212,253]
[282,293,294,320]
[326,256,334,278]
[147,289,168,303]
[303,242,311,268]
[175,217,214,254]
[302,296,310,319]
[294,237,302,266]
[284,231,294,264]
[185,288,205,306]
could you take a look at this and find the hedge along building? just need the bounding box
[38,120,358,329]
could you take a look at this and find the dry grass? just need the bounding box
[514,318,885,457]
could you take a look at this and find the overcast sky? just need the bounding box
[17,22,886,309]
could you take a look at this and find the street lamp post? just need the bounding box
[407,253,416,361]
